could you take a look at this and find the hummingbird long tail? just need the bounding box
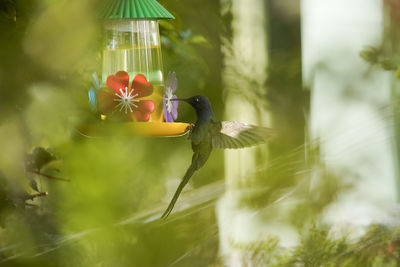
[161,163,196,219]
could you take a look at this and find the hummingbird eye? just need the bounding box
[195,98,199,102]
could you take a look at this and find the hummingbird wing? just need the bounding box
[211,121,274,149]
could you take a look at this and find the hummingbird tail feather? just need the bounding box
[161,164,196,219]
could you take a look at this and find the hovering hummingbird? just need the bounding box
[161,95,274,218]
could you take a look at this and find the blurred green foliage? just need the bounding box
[224,224,400,266]
[0,0,224,265]
[1,0,397,266]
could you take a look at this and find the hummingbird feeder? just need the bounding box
[78,0,190,137]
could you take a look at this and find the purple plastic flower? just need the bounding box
[163,72,179,122]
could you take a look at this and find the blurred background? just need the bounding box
[1,0,400,266]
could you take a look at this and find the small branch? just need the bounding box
[27,192,48,201]
[28,170,70,182]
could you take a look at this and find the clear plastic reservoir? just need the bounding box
[102,20,164,121]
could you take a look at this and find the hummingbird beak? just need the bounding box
[171,98,188,102]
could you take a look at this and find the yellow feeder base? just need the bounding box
[76,122,191,137]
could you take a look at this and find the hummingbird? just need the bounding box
[161,95,274,218]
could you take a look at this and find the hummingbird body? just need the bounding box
[161,95,272,218]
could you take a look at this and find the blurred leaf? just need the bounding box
[360,46,380,64]
[26,174,40,192]
[25,147,56,172]
[186,34,211,47]
[380,59,397,70]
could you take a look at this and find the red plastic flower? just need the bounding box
[97,71,155,122]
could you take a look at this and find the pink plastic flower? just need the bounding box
[97,71,155,122]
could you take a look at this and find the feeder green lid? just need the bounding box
[99,0,174,20]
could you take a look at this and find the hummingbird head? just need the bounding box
[172,95,215,121]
